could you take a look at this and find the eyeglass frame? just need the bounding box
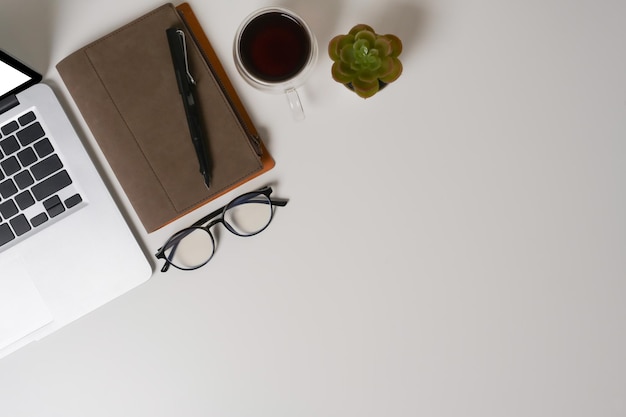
[155,186,288,273]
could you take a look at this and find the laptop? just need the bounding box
[0,49,152,359]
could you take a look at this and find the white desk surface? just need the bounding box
[1,0,625,415]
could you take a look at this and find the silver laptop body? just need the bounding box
[0,50,151,359]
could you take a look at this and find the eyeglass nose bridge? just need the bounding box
[202,217,226,249]
[204,216,225,231]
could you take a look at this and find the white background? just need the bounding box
[1,0,625,416]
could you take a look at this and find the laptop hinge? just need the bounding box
[0,95,19,115]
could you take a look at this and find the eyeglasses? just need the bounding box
[155,186,288,272]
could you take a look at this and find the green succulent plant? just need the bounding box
[328,24,403,98]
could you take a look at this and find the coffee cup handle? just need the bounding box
[285,88,305,121]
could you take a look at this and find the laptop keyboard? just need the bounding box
[0,110,83,250]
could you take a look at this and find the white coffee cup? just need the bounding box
[234,7,318,121]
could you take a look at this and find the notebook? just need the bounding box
[0,49,151,359]
[56,3,275,233]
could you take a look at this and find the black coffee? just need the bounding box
[239,12,311,82]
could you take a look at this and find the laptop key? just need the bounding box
[31,170,72,201]
[18,111,37,126]
[33,138,54,158]
[1,156,21,176]
[15,191,36,210]
[0,179,18,199]
[16,122,45,146]
[14,170,35,189]
[10,214,31,236]
[17,147,37,166]
[1,121,19,136]
[0,199,19,219]
[31,212,49,227]
[0,136,20,155]
[0,223,15,246]
[31,154,63,180]
[44,195,65,218]
[65,193,83,208]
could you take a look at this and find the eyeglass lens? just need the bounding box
[163,192,274,270]
[165,228,215,270]
[224,193,273,235]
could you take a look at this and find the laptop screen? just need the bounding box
[0,50,42,102]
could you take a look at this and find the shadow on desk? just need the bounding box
[0,0,57,73]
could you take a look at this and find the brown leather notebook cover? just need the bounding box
[56,3,274,232]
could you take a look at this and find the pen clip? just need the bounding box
[176,29,196,85]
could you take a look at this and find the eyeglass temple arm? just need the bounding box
[270,198,289,207]
[160,260,172,273]
[155,249,172,272]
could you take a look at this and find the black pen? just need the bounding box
[166,28,212,188]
